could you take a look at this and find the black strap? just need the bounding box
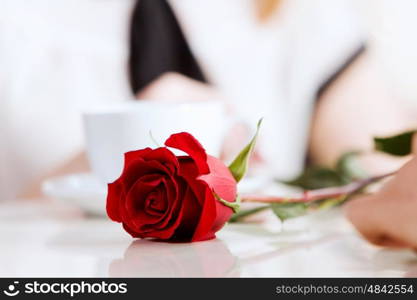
[316,44,366,99]
[128,0,207,95]
[305,43,366,167]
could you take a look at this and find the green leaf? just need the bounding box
[283,167,346,190]
[336,151,367,181]
[215,193,241,213]
[374,130,416,156]
[228,119,262,182]
[228,205,269,223]
[282,151,366,190]
[270,202,309,222]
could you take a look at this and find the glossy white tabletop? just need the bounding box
[0,201,416,277]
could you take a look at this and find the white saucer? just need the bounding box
[42,173,107,216]
[42,173,272,216]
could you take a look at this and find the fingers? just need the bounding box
[346,193,417,249]
[345,195,408,248]
[345,195,383,245]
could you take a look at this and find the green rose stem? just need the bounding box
[226,119,398,222]
[240,171,396,204]
[228,128,415,222]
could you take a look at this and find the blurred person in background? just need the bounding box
[2,0,417,248]
[125,0,417,249]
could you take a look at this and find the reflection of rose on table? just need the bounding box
[0,202,416,277]
[108,232,336,278]
[109,239,239,277]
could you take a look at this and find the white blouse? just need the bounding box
[170,0,365,178]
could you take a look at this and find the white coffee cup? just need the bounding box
[83,100,228,183]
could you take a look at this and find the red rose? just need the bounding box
[106,132,237,242]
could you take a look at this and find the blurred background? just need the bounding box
[2,0,417,202]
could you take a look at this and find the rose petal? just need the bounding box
[191,186,218,242]
[122,222,142,238]
[142,147,179,173]
[210,197,234,234]
[177,157,205,205]
[124,175,163,230]
[199,155,237,203]
[132,175,179,232]
[106,178,124,222]
[170,185,201,240]
[128,175,184,240]
[151,178,180,229]
[123,148,153,170]
[145,189,167,216]
[165,132,209,174]
[141,176,185,239]
[121,159,172,191]
[140,197,184,240]
[176,166,228,241]
[125,175,176,225]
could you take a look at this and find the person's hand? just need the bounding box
[345,135,417,249]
